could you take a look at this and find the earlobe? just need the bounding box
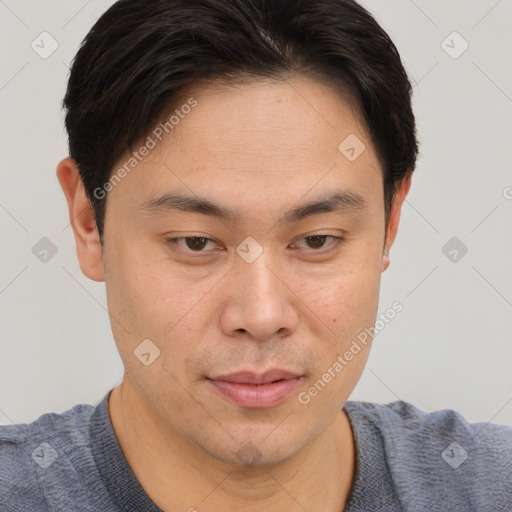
[56,158,105,282]
[381,249,390,272]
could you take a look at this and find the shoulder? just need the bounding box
[0,402,96,451]
[344,400,512,510]
[346,399,512,443]
[0,403,95,510]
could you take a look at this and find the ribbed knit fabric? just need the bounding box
[1,390,511,511]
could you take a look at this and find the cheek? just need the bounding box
[105,246,218,373]
[297,270,379,412]
[107,243,192,327]
[301,260,381,328]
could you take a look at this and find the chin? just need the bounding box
[196,426,309,469]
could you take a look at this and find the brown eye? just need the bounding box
[305,235,329,249]
[291,234,345,253]
[165,237,217,253]
[183,237,209,251]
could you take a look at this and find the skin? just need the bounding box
[57,76,411,512]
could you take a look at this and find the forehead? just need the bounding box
[167,76,371,160]
[109,76,383,217]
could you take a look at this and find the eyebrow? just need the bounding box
[135,188,367,224]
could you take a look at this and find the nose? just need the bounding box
[219,250,300,341]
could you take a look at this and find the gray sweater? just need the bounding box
[1,390,511,511]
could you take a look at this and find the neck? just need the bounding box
[108,380,355,512]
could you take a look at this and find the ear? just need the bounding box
[381,174,412,272]
[57,158,105,282]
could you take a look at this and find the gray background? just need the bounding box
[0,0,511,426]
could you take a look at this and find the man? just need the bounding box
[1,0,510,510]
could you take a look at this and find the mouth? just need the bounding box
[206,369,303,409]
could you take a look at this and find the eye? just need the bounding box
[291,234,344,252]
[165,234,344,256]
[166,237,219,253]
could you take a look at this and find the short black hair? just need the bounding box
[63,0,418,241]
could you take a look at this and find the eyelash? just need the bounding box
[165,234,345,256]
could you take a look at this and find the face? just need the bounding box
[72,77,402,466]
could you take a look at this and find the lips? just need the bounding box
[207,369,303,408]
[210,369,301,384]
